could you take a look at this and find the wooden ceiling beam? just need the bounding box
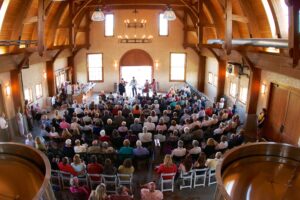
[267,0,281,38]
[38,0,45,56]
[224,0,232,55]
[232,14,248,23]
[47,2,68,48]
[23,16,47,24]
[9,0,33,53]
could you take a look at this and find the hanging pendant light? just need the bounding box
[91,8,105,22]
[163,7,176,21]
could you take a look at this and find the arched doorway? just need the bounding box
[119,49,154,96]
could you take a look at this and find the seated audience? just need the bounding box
[87,140,102,153]
[25,133,34,147]
[69,177,90,199]
[156,154,177,177]
[138,127,152,143]
[87,155,103,176]
[71,154,86,177]
[140,182,163,200]
[110,186,133,200]
[74,139,88,153]
[103,158,117,175]
[63,139,75,158]
[171,140,187,157]
[189,140,202,155]
[88,183,108,200]
[205,152,222,170]
[193,152,207,169]
[133,140,150,157]
[58,157,77,176]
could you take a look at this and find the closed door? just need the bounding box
[281,92,300,145]
[265,84,289,142]
[265,83,300,145]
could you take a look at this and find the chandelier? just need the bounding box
[117,9,153,43]
[91,8,105,22]
[163,6,176,21]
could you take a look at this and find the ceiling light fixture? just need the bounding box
[163,6,176,21]
[91,8,105,22]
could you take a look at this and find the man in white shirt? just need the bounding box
[143,117,156,131]
[130,76,138,97]
[171,140,186,157]
[189,140,202,154]
[139,127,152,143]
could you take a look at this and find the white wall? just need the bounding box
[75,9,199,92]
[204,57,218,102]
[0,72,15,119]
[22,63,49,108]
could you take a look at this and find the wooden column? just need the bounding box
[10,69,23,112]
[217,60,227,101]
[247,67,261,114]
[286,0,300,66]
[198,55,206,92]
[68,56,76,84]
[46,60,55,97]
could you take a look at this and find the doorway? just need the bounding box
[265,83,300,145]
[119,49,154,96]
[120,66,152,96]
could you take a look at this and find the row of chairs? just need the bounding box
[51,170,133,194]
[159,168,216,192]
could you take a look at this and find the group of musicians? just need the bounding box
[118,77,157,97]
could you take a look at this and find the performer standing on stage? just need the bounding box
[143,80,150,97]
[151,78,157,95]
[119,78,126,96]
[130,77,138,97]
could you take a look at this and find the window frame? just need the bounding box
[169,52,187,82]
[104,13,114,37]
[24,88,33,103]
[35,83,43,99]
[159,13,169,36]
[86,53,104,82]
[229,82,237,98]
[239,87,248,104]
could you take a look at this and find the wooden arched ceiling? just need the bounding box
[0,0,291,55]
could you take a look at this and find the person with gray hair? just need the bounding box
[138,126,152,143]
[143,116,155,131]
[171,140,187,157]
[189,140,202,155]
[129,118,143,133]
[133,140,149,156]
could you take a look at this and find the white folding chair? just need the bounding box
[193,168,208,188]
[102,174,118,194]
[117,173,133,191]
[208,169,217,186]
[160,173,176,192]
[87,173,102,189]
[51,170,62,190]
[60,171,73,190]
[179,170,193,190]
